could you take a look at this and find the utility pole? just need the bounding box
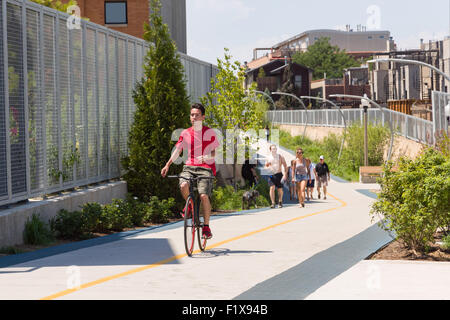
[363,104,369,167]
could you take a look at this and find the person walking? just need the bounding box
[305,158,316,201]
[294,148,309,208]
[265,144,288,208]
[241,159,258,188]
[287,159,297,201]
[315,155,330,200]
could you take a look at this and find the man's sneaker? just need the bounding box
[180,207,185,218]
[318,192,321,199]
[278,202,283,208]
[271,203,276,209]
[202,226,212,239]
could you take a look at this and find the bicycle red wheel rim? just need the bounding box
[184,197,195,256]
[197,226,207,251]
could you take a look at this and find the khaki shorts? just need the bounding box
[317,175,328,188]
[179,166,214,197]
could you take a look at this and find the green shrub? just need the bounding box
[442,234,450,251]
[144,196,175,224]
[212,185,270,211]
[0,246,25,255]
[80,202,103,234]
[50,209,85,240]
[23,213,54,245]
[371,148,450,255]
[125,194,147,227]
[102,199,133,232]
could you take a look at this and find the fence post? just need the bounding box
[2,0,12,201]
[22,2,31,197]
[82,20,89,181]
[94,30,100,178]
[55,12,63,188]
[39,6,48,194]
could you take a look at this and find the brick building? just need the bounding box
[64,0,186,53]
[245,60,312,108]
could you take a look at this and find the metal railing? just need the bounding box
[267,107,435,146]
[0,0,218,206]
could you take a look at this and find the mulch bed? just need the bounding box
[367,232,450,262]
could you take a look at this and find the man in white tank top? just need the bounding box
[265,145,288,208]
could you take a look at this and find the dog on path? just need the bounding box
[242,189,260,210]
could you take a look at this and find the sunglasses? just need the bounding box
[297,151,303,154]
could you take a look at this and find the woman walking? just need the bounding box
[295,148,309,208]
[305,158,316,201]
[287,159,297,201]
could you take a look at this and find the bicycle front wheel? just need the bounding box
[184,197,196,256]
[197,221,207,251]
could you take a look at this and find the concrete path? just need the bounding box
[1,140,449,300]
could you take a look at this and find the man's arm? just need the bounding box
[161,147,182,177]
[281,156,288,181]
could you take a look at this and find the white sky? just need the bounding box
[186,0,450,65]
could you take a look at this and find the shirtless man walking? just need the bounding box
[265,145,288,208]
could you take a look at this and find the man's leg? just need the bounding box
[180,182,189,200]
[200,194,211,226]
[270,185,275,205]
[278,187,283,204]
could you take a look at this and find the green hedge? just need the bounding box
[49,194,176,240]
[371,147,450,255]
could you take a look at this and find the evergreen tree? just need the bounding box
[122,0,190,202]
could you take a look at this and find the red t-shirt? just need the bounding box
[175,126,220,175]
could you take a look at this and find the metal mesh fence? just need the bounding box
[0,0,7,199]
[0,0,218,206]
[268,106,435,146]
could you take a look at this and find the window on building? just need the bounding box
[295,75,302,89]
[368,36,373,39]
[105,2,127,24]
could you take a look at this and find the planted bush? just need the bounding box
[23,213,54,245]
[102,199,133,232]
[145,196,175,224]
[211,185,270,211]
[125,194,147,227]
[50,209,86,240]
[371,148,450,256]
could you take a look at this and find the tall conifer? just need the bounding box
[122,0,190,202]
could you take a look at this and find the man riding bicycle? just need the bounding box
[161,103,219,239]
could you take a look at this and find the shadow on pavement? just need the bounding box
[0,238,179,271]
[192,248,272,259]
[233,223,392,300]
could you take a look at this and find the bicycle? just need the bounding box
[168,175,215,257]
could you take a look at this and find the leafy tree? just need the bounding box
[292,37,360,80]
[200,48,268,189]
[30,0,80,13]
[122,0,190,203]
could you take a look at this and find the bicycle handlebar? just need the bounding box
[167,175,215,181]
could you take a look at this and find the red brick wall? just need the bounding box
[63,0,149,39]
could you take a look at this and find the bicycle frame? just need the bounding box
[168,175,214,256]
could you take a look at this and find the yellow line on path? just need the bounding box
[41,193,346,300]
